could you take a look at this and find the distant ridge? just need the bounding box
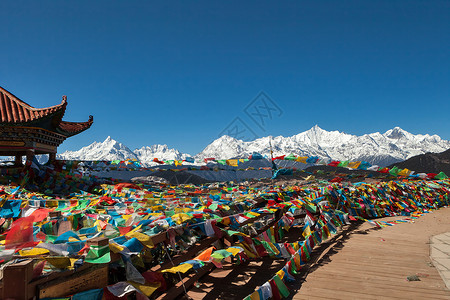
[57,126,450,167]
[389,149,450,174]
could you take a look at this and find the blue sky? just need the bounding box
[1,1,449,155]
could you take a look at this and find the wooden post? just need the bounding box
[2,259,34,300]
[14,155,23,166]
[48,152,56,164]
[25,149,35,164]
[49,211,62,218]
[87,237,109,248]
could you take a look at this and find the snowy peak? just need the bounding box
[134,144,188,163]
[59,137,191,163]
[384,127,409,139]
[196,135,246,160]
[196,126,450,166]
[59,136,138,161]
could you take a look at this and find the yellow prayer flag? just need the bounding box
[276,269,285,280]
[236,243,257,258]
[398,168,411,176]
[267,242,280,256]
[109,241,125,253]
[224,247,241,257]
[125,231,154,247]
[161,263,193,274]
[19,248,49,256]
[302,225,311,238]
[348,161,361,169]
[247,211,260,217]
[46,256,72,269]
[129,281,161,297]
[294,252,301,270]
[226,159,239,167]
[296,156,308,163]
[250,291,261,300]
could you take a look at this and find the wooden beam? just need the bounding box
[37,264,108,299]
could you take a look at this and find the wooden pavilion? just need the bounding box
[0,85,93,166]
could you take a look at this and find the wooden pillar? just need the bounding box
[48,152,56,164]
[25,149,35,163]
[2,259,34,300]
[14,154,23,166]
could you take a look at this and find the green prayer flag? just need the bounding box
[165,210,175,217]
[85,245,111,264]
[305,204,317,213]
[273,275,290,298]
[338,160,349,167]
[290,259,298,274]
[278,226,284,239]
[285,153,296,160]
[389,166,400,176]
[260,241,279,256]
[435,172,448,180]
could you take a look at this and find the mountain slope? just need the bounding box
[58,136,138,161]
[134,145,188,163]
[58,137,191,163]
[195,126,450,167]
[390,149,450,174]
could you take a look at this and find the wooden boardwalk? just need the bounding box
[188,208,450,299]
[292,208,450,300]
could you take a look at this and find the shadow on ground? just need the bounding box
[180,221,388,300]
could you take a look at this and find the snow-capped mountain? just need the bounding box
[57,126,450,167]
[195,126,450,166]
[58,137,190,163]
[134,145,188,163]
[58,136,138,161]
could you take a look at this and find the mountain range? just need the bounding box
[58,136,188,164]
[57,126,450,167]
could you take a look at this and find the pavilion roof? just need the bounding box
[0,86,67,124]
[57,116,94,137]
[0,85,93,137]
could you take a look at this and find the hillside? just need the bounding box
[390,148,450,174]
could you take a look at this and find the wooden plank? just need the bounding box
[306,272,450,297]
[37,264,108,299]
